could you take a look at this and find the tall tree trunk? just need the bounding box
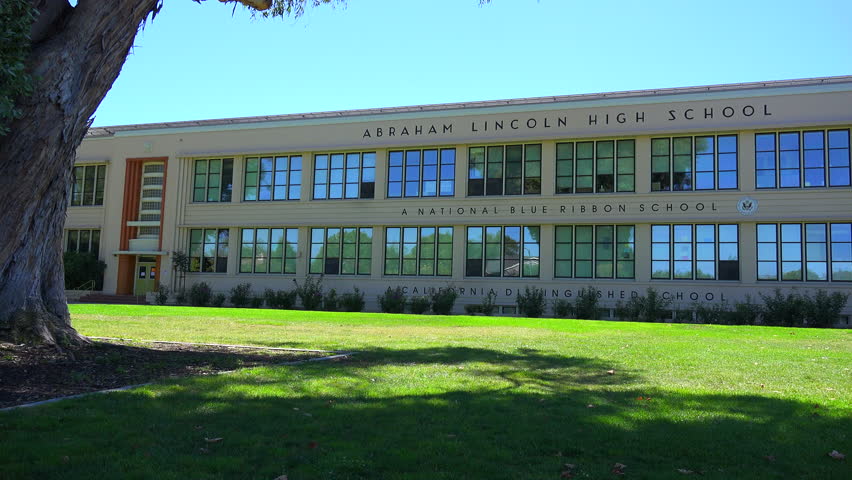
[0,0,161,346]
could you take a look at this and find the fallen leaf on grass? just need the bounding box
[198,448,209,454]
[828,450,846,460]
[204,437,223,443]
[560,463,576,478]
[308,441,318,449]
[587,404,595,408]
[677,468,694,474]
[763,455,776,462]
[194,425,204,430]
[273,476,288,480]
[606,370,616,375]
[611,463,626,475]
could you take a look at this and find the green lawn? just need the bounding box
[2,305,850,479]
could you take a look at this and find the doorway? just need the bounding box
[133,256,158,295]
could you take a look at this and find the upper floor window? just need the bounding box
[313,152,375,200]
[65,229,100,256]
[556,140,635,194]
[71,164,106,206]
[243,155,301,201]
[239,228,299,274]
[468,144,541,196]
[757,223,852,282]
[651,135,738,191]
[755,129,851,189]
[651,224,739,280]
[384,226,453,276]
[465,226,540,277]
[309,227,373,275]
[388,148,455,198]
[193,158,233,202]
[555,225,635,278]
[189,228,229,273]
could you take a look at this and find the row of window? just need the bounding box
[65,229,101,255]
[69,129,852,208]
[185,223,852,282]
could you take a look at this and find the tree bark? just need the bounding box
[0,0,161,346]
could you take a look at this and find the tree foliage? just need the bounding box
[0,0,37,135]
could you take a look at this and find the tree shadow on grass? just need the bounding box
[0,345,849,480]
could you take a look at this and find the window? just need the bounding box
[189,228,229,273]
[468,144,541,196]
[554,225,635,278]
[243,155,301,201]
[65,229,100,255]
[71,164,106,206]
[388,148,455,198]
[556,140,635,194]
[193,158,233,202]
[757,223,852,281]
[651,224,739,280]
[384,227,453,276]
[465,226,540,277]
[309,227,372,275]
[239,228,299,274]
[651,135,737,191]
[313,152,375,199]
[756,129,851,188]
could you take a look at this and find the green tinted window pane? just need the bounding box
[575,261,592,277]
[597,226,614,243]
[617,261,635,278]
[309,259,323,274]
[525,161,541,177]
[358,260,371,275]
[419,260,435,275]
[673,156,692,171]
[402,260,417,275]
[617,176,635,191]
[555,226,573,243]
[576,142,594,158]
[596,141,614,158]
[576,159,594,175]
[652,157,670,172]
[360,243,372,258]
[617,226,634,243]
[556,160,573,176]
[617,158,635,174]
[617,140,635,157]
[438,244,453,259]
[555,261,572,277]
[652,139,670,155]
[342,260,356,274]
[437,260,452,276]
[597,158,614,174]
[595,261,613,277]
[343,244,357,258]
[576,226,593,242]
[525,144,541,161]
[269,258,283,273]
[285,259,297,274]
[556,143,574,160]
[555,244,573,259]
[240,259,253,273]
[467,244,482,258]
[523,261,539,277]
[438,228,453,243]
[673,138,692,154]
[385,259,400,275]
[246,157,258,172]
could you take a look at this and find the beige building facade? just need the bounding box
[68,77,852,318]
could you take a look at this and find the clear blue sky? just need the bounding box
[92,0,852,127]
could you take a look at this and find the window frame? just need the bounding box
[70,164,107,207]
[65,229,101,256]
[312,152,376,200]
[756,222,852,282]
[467,144,541,196]
[188,228,230,273]
[650,224,740,281]
[387,148,456,198]
[383,226,453,276]
[755,128,851,189]
[192,158,234,203]
[239,227,299,274]
[243,155,302,202]
[465,225,540,278]
[554,225,635,279]
[555,139,636,194]
[309,227,373,275]
[651,135,738,192]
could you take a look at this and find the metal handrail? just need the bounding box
[72,280,96,292]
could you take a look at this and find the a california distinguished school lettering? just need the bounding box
[401,202,720,216]
[362,104,772,138]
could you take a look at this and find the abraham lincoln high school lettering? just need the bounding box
[68,77,852,319]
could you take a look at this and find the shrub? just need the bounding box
[574,286,601,320]
[803,289,849,327]
[552,298,574,318]
[323,288,339,311]
[516,286,546,318]
[638,287,671,322]
[250,296,264,308]
[760,288,806,327]
[409,296,431,314]
[211,293,227,307]
[341,287,366,312]
[464,304,481,315]
[729,296,762,325]
[229,283,253,308]
[694,301,732,325]
[674,306,695,323]
[174,287,188,306]
[63,251,106,290]
[294,276,324,310]
[378,286,407,313]
[155,285,169,306]
[615,297,641,322]
[430,287,458,315]
[479,291,498,316]
[188,282,212,307]
[264,288,298,309]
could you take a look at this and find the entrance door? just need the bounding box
[134,256,158,295]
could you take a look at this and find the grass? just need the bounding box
[1,304,850,479]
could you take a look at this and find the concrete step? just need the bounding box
[76,294,149,305]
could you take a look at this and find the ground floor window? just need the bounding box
[65,229,100,255]
[189,228,229,273]
[757,223,852,281]
[555,225,635,278]
[651,224,739,280]
[240,228,299,274]
[310,227,372,275]
[384,226,453,276]
[465,226,540,277]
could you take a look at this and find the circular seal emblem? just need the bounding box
[737,196,758,216]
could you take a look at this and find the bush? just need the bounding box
[729,296,762,325]
[211,293,227,307]
[341,287,365,312]
[229,283,253,308]
[516,286,546,318]
[694,301,728,324]
[188,282,212,307]
[378,286,407,313]
[250,296,264,308]
[294,276,324,310]
[479,291,497,316]
[430,287,458,315]
[264,288,298,309]
[575,286,601,320]
[409,296,431,314]
[174,287,188,306]
[760,289,806,327]
[323,288,339,311]
[674,306,695,323]
[615,297,641,322]
[552,298,574,318]
[464,304,481,315]
[63,251,106,290]
[803,289,849,327]
[615,288,669,323]
[155,285,169,306]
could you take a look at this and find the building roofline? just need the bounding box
[86,75,852,138]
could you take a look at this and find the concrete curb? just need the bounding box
[88,336,342,354]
